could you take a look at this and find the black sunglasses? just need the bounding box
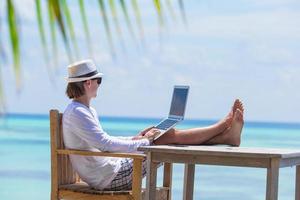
[91,78,102,85]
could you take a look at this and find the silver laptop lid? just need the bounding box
[168,85,189,120]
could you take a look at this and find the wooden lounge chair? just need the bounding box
[50,109,171,200]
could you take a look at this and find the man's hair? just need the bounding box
[66,81,85,99]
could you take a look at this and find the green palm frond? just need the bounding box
[49,0,73,62]
[79,0,93,57]
[109,0,126,53]
[131,0,145,46]
[98,0,116,59]
[153,0,164,27]
[36,0,57,83]
[178,0,187,26]
[47,0,58,70]
[119,0,136,43]
[61,0,79,59]
[36,0,50,65]
[7,0,21,89]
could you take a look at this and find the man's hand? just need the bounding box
[143,128,161,138]
[132,126,154,140]
[132,127,161,143]
[143,128,161,144]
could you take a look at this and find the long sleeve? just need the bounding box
[115,136,134,140]
[68,106,150,153]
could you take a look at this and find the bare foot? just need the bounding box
[226,107,234,126]
[224,99,243,128]
[225,109,244,146]
[233,99,244,114]
[215,112,233,135]
[205,109,244,146]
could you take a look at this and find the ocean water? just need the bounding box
[0,114,300,200]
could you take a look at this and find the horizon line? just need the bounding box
[1,112,300,127]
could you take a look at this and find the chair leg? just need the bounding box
[146,153,158,200]
[51,192,58,200]
[132,158,143,200]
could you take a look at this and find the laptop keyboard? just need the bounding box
[155,119,179,130]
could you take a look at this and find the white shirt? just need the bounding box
[62,101,150,189]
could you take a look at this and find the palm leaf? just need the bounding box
[47,0,58,70]
[49,0,73,62]
[178,0,187,26]
[153,0,164,27]
[79,0,93,57]
[36,0,50,65]
[119,0,136,43]
[131,0,145,46]
[98,0,116,59]
[109,0,126,53]
[36,0,57,83]
[7,0,21,89]
[61,0,79,58]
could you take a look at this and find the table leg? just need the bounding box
[296,165,300,200]
[183,164,195,200]
[163,163,173,200]
[266,159,280,200]
[146,152,157,200]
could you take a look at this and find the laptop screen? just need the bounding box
[169,86,189,118]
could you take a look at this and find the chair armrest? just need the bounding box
[56,149,146,159]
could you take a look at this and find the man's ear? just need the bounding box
[84,80,91,88]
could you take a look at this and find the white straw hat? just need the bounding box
[66,59,103,83]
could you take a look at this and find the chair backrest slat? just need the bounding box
[50,110,77,187]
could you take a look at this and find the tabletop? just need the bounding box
[138,145,300,159]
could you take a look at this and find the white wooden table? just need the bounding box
[138,145,300,200]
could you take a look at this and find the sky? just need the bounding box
[0,0,300,123]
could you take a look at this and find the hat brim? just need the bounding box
[66,72,103,83]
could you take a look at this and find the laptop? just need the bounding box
[154,85,189,140]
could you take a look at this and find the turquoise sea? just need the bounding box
[0,114,300,200]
